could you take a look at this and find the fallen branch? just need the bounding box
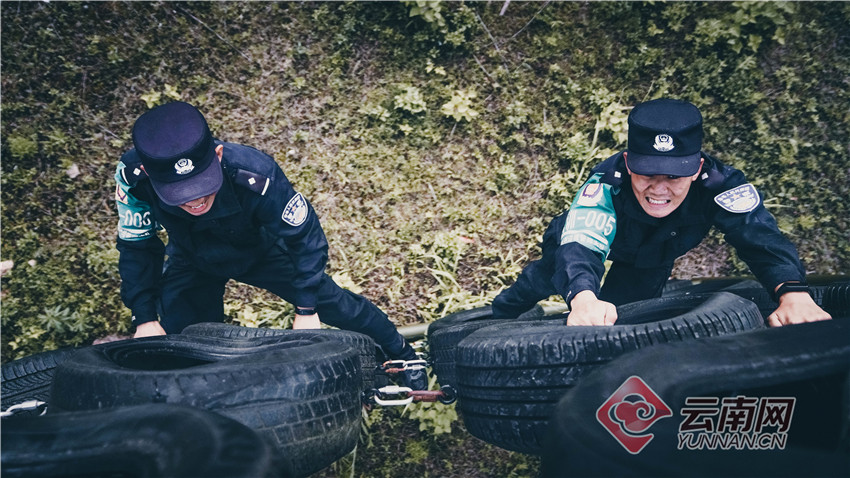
[173,5,254,65]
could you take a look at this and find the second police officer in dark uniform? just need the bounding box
[492,98,831,327]
[114,101,426,389]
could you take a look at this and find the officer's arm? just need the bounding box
[711,167,805,295]
[553,243,606,305]
[254,169,329,314]
[552,174,619,326]
[710,167,830,326]
[117,238,164,328]
[114,162,165,330]
[719,206,805,293]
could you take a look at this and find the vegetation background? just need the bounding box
[2,1,848,476]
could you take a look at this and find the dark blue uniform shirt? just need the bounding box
[546,152,806,306]
[115,141,328,325]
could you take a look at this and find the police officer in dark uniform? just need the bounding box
[114,101,426,389]
[492,98,831,327]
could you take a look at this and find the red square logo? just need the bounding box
[596,376,673,454]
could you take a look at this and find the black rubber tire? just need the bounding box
[49,334,362,477]
[427,305,502,335]
[427,304,558,387]
[1,403,289,478]
[718,282,850,320]
[1,347,84,414]
[542,317,850,477]
[665,276,850,320]
[181,322,377,390]
[660,278,694,293]
[455,292,765,454]
[427,278,704,386]
[661,277,757,296]
[818,282,850,316]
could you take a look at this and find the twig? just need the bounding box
[474,10,509,70]
[173,5,254,64]
[500,0,511,16]
[71,107,122,139]
[472,53,496,84]
[509,0,551,42]
[428,183,439,201]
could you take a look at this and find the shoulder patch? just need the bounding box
[714,183,760,213]
[281,192,309,226]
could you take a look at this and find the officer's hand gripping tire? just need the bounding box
[427,279,690,387]
[454,292,765,454]
[49,334,362,477]
[664,275,850,320]
[1,403,288,478]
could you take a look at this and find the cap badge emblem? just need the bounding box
[174,158,194,175]
[653,134,674,152]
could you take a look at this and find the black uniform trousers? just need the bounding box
[492,214,561,319]
[157,245,413,359]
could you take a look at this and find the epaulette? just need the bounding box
[593,152,626,188]
[599,168,624,188]
[697,154,726,191]
[120,151,148,185]
[121,164,148,185]
[230,167,271,195]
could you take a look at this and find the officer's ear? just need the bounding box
[623,152,632,176]
[215,144,224,162]
[689,157,705,182]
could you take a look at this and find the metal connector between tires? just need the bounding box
[367,385,458,406]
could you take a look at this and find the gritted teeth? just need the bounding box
[647,197,670,205]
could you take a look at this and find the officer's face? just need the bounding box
[626,156,703,218]
[179,192,217,216]
[177,146,224,216]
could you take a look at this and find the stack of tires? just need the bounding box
[427,276,850,463]
[2,326,376,477]
[542,318,850,477]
